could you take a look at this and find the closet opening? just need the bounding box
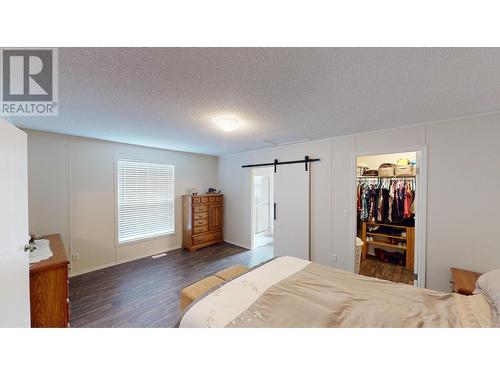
[251,167,274,254]
[354,151,425,286]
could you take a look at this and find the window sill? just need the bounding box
[116,231,176,247]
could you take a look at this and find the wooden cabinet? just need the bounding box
[29,234,70,328]
[183,194,223,251]
[208,203,223,231]
[361,222,414,272]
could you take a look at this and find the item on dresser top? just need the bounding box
[29,239,53,263]
[186,187,199,195]
[206,188,221,194]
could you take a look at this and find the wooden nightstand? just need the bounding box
[450,268,482,296]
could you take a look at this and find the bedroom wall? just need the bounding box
[425,114,500,291]
[218,113,500,292]
[27,130,218,275]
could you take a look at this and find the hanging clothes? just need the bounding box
[357,177,416,224]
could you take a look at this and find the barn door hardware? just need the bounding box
[241,155,319,172]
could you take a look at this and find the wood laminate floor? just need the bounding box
[69,242,273,328]
[359,256,414,285]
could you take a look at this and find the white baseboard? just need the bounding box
[69,245,179,277]
[224,239,251,250]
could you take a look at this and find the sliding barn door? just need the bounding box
[273,163,310,260]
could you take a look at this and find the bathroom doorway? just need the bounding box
[251,167,274,250]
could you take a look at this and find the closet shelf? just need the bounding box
[365,240,407,250]
[367,232,407,240]
[364,222,412,230]
[357,175,416,179]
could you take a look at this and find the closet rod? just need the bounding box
[241,156,320,172]
[357,176,416,179]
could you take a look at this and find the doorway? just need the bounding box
[353,150,426,286]
[251,167,274,250]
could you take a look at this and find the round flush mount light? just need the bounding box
[216,117,239,132]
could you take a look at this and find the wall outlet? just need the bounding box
[332,254,338,264]
[71,253,79,262]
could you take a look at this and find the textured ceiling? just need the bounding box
[14,48,500,155]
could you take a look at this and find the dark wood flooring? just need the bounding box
[359,256,414,285]
[69,243,273,328]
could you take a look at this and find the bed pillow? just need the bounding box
[474,268,500,319]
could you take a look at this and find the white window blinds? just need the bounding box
[116,159,175,244]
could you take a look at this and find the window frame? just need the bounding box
[114,157,176,247]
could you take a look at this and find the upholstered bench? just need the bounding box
[180,276,224,311]
[179,264,250,311]
[215,264,249,281]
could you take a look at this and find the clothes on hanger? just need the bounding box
[357,177,416,224]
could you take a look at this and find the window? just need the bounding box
[116,159,175,244]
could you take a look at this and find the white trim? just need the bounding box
[115,231,176,247]
[415,146,428,288]
[349,146,428,288]
[250,168,255,249]
[224,240,251,250]
[69,243,180,277]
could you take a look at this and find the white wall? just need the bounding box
[27,131,217,275]
[426,114,500,291]
[218,114,500,291]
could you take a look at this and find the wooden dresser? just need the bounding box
[30,234,70,328]
[182,194,223,251]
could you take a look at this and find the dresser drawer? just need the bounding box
[193,205,207,213]
[208,196,222,203]
[193,225,208,235]
[193,196,209,204]
[193,232,221,245]
[193,218,208,227]
[193,212,208,220]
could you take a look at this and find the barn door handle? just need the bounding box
[273,203,277,220]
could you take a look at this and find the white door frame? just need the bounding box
[349,145,427,288]
[253,175,272,235]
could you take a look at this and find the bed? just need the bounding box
[178,256,497,328]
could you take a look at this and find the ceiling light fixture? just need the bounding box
[216,117,239,132]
